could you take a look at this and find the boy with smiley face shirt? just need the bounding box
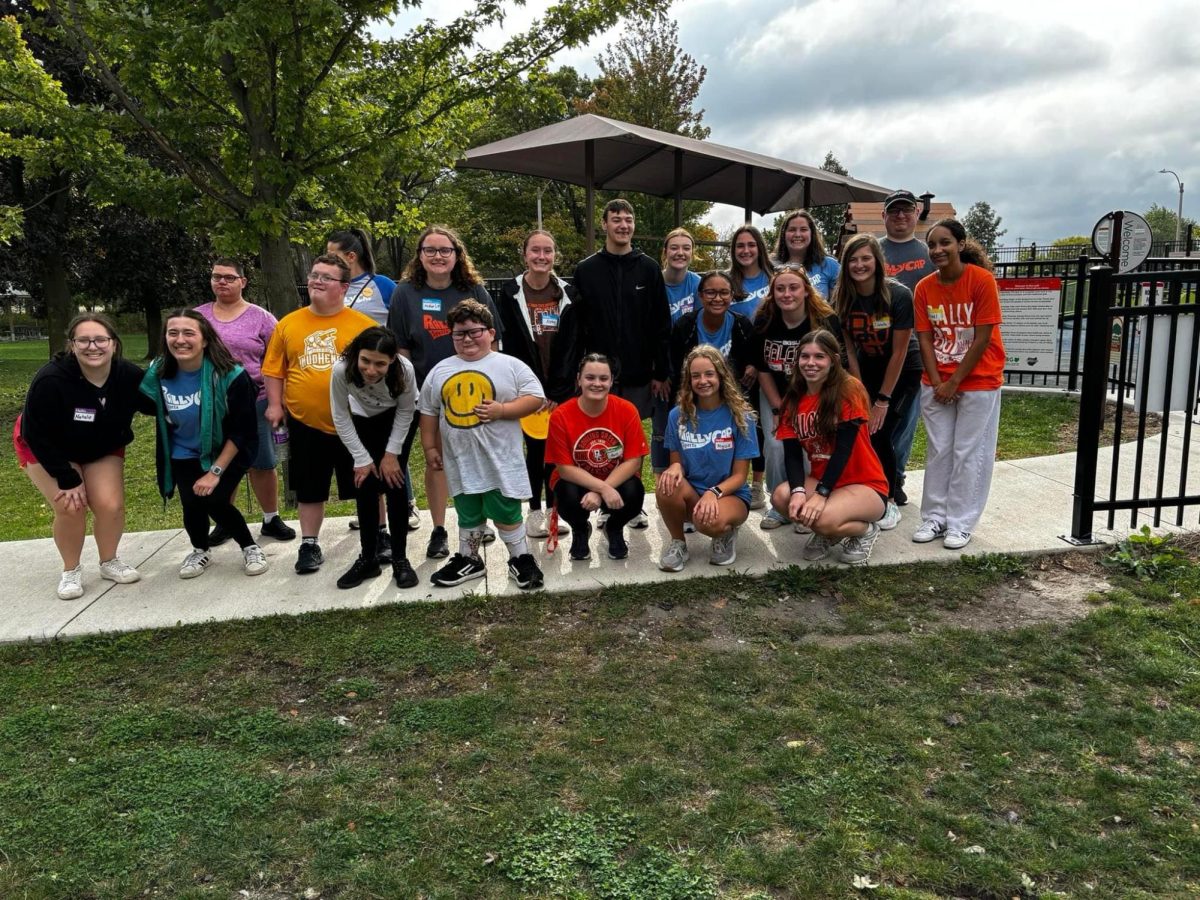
[419,300,545,589]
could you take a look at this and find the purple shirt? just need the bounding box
[196,301,278,399]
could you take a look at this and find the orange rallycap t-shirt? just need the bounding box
[261,306,375,433]
[913,264,1006,391]
[776,391,889,497]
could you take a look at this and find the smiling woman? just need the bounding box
[140,309,268,580]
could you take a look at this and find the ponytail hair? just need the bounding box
[927,218,993,272]
[327,227,377,274]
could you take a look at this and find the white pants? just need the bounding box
[919,386,1001,534]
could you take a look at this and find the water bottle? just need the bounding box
[273,425,289,462]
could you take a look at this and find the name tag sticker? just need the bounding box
[422,299,441,312]
[74,408,96,422]
[872,316,891,330]
[714,435,734,451]
[604,444,623,460]
[540,312,559,330]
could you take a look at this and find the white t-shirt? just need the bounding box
[329,355,417,468]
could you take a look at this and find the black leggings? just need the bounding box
[554,477,645,533]
[170,457,253,550]
[352,412,410,561]
[524,435,555,510]
[860,364,922,499]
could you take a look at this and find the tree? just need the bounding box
[27,0,665,314]
[1052,235,1091,246]
[962,201,1007,255]
[576,10,711,242]
[809,152,849,246]
[1144,203,1196,245]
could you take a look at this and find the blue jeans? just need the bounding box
[892,388,922,482]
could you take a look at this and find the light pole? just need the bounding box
[1159,168,1184,245]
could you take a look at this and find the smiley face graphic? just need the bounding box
[442,370,495,428]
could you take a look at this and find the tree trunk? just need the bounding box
[40,173,74,359]
[259,228,300,317]
[142,297,162,359]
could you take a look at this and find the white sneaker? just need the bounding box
[878,501,902,531]
[912,520,946,543]
[99,557,141,584]
[595,510,609,528]
[407,505,420,531]
[525,509,549,538]
[683,520,696,534]
[793,521,812,535]
[944,530,972,550]
[749,480,766,510]
[760,513,787,531]
[630,511,650,530]
[179,548,211,579]
[57,565,84,600]
[659,539,689,572]
[242,544,269,575]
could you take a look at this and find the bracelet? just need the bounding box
[790,486,806,495]
[874,400,890,408]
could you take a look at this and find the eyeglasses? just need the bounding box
[450,327,489,341]
[419,246,457,258]
[885,206,916,217]
[700,289,733,300]
[307,273,346,284]
[210,274,242,283]
[72,336,112,349]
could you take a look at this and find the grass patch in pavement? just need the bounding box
[2,546,1198,898]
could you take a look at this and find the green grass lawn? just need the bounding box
[1,544,1198,898]
[1,339,1084,542]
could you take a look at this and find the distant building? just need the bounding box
[846,202,959,240]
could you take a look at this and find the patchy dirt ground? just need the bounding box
[608,551,1114,651]
[1057,400,1162,452]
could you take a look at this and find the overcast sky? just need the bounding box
[382,0,1199,246]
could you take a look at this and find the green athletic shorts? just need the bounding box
[454,490,523,528]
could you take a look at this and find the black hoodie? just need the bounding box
[20,354,150,489]
[570,248,670,388]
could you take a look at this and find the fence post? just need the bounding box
[1068,253,1089,393]
[1030,242,1038,260]
[1066,264,1113,543]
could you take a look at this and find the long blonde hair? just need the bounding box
[676,344,756,435]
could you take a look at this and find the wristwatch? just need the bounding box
[815,483,832,498]
[708,485,724,498]
[209,464,224,476]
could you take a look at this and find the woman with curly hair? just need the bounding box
[656,345,759,572]
[771,329,888,566]
[387,224,503,559]
[912,219,1005,550]
[772,209,840,300]
[753,265,842,530]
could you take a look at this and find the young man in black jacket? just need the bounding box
[571,199,672,527]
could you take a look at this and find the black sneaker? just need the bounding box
[894,483,908,507]
[260,517,296,541]
[208,524,231,547]
[375,528,393,565]
[569,523,592,561]
[393,558,419,588]
[507,553,544,590]
[336,555,381,589]
[294,542,323,574]
[430,553,485,587]
[426,525,450,559]
[605,523,628,560]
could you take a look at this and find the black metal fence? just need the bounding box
[1069,262,1200,542]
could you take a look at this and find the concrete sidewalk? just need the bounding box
[4,413,1198,644]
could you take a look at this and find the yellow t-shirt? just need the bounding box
[261,306,375,433]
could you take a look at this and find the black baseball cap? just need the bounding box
[883,190,918,210]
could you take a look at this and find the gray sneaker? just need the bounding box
[878,500,902,531]
[179,548,211,579]
[802,531,839,561]
[709,526,738,566]
[840,522,881,566]
[659,539,689,572]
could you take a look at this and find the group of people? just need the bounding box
[18,190,1006,600]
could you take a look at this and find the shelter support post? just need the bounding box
[743,166,753,223]
[585,140,596,254]
[674,149,683,227]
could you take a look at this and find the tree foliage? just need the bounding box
[962,201,1007,255]
[21,0,664,313]
[808,151,849,245]
[1143,203,1196,245]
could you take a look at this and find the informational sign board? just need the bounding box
[1092,211,1153,273]
[997,277,1061,372]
